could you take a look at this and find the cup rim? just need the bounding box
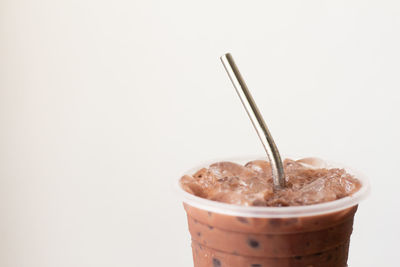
[175,155,370,218]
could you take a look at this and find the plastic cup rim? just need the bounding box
[175,155,371,218]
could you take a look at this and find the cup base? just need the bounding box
[192,239,350,267]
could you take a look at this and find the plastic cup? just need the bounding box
[176,156,370,267]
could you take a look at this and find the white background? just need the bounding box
[1,0,399,266]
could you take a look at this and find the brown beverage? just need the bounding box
[178,157,369,267]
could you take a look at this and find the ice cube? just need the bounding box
[209,161,257,181]
[300,178,326,193]
[245,160,272,176]
[245,177,270,193]
[296,157,328,169]
[182,182,207,198]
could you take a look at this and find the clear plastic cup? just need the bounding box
[176,156,370,267]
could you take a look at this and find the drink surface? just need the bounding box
[180,158,361,207]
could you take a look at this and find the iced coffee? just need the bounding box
[179,158,366,267]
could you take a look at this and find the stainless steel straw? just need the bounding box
[220,53,286,189]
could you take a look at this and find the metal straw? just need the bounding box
[220,53,286,189]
